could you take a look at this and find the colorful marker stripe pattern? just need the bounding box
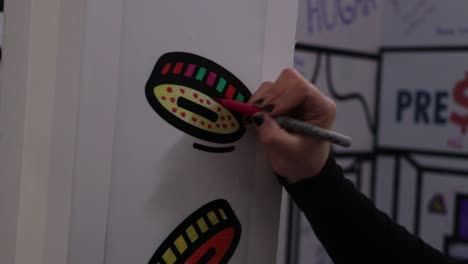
[154,84,239,134]
[148,200,241,264]
[160,62,248,103]
[146,52,252,145]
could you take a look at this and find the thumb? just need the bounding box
[251,112,300,152]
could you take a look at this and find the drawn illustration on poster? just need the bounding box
[148,199,241,264]
[146,52,252,153]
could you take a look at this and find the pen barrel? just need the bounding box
[275,116,352,148]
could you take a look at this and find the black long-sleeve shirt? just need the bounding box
[280,154,467,264]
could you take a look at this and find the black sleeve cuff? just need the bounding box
[276,152,342,195]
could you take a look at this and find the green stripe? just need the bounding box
[216,78,227,93]
[235,93,245,102]
[196,67,207,81]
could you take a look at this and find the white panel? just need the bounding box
[397,157,418,233]
[378,51,468,154]
[382,0,468,47]
[103,1,297,263]
[375,156,395,215]
[296,0,382,53]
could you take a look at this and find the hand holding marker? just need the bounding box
[217,99,352,148]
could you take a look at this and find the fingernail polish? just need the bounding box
[253,98,265,106]
[252,114,264,127]
[263,104,275,113]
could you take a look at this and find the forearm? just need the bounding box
[279,154,456,264]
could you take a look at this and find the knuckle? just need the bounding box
[281,67,297,78]
[261,80,274,87]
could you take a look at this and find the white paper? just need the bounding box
[103,1,297,263]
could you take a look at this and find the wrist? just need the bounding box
[284,143,331,184]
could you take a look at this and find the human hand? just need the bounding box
[249,68,337,183]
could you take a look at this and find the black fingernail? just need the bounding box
[253,98,265,106]
[252,114,264,127]
[263,104,275,113]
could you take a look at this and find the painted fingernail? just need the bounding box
[263,104,275,113]
[253,98,265,106]
[252,114,264,127]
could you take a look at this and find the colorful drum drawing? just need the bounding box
[146,52,252,152]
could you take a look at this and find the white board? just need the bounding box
[382,0,468,47]
[295,0,382,53]
[86,1,298,264]
[378,50,468,155]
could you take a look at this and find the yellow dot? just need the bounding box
[207,211,219,225]
[186,225,198,243]
[162,248,177,264]
[219,209,228,220]
[174,235,188,254]
[197,218,209,233]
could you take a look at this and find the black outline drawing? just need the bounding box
[286,44,468,263]
[444,194,468,259]
[148,199,241,264]
[146,52,252,153]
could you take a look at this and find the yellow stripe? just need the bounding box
[197,218,209,233]
[186,225,198,243]
[174,235,188,254]
[219,208,228,220]
[162,248,177,264]
[207,211,219,225]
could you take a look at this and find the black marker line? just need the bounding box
[295,43,380,60]
[177,97,218,122]
[326,54,376,133]
[197,248,216,264]
[193,143,235,153]
[377,147,468,159]
[311,52,322,84]
[381,46,468,53]
[414,169,423,237]
[392,155,401,221]
[355,159,363,193]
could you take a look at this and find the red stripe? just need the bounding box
[161,63,171,75]
[225,85,236,99]
[173,62,184,75]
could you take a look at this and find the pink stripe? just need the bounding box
[206,72,217,86]
[184,64,196,77]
